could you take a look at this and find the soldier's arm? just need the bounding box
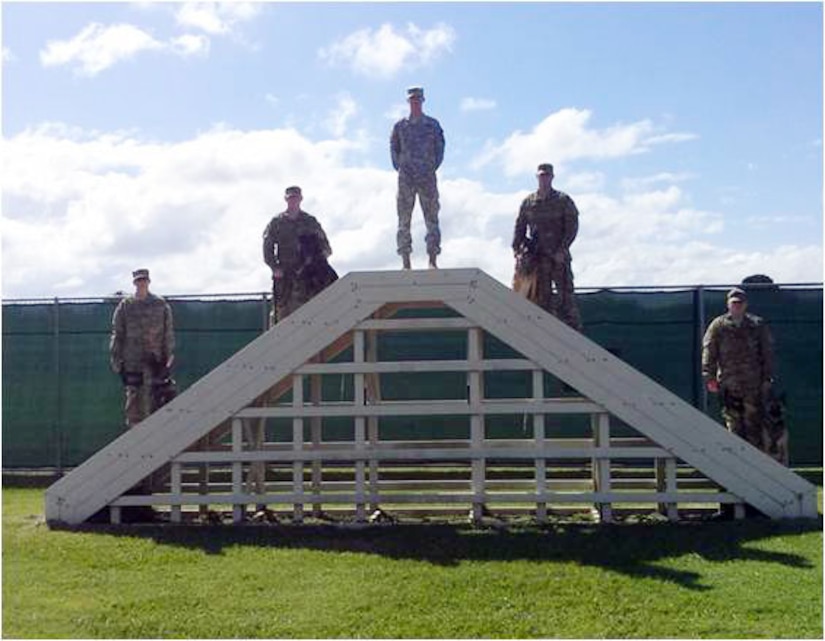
[701,321,720,382]
[390,123,401,171]
[512,202,529,254]
[262,219,278,272]
[163,302,175,368]
[434,120,445,170]
[109,302,125,373]
[561,196,580,249]
[316,220,332,258]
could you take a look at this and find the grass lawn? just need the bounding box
[3,485,822,639]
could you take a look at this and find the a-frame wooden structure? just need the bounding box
[45,269,817,525]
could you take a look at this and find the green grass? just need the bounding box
[3,487,822,638]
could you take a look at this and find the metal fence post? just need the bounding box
[53,297,63,476]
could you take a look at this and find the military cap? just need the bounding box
[406,86,425,100]
[132,268,150,282]
[284,185,302,196]
[726,287,747,302]
[537,163,554,175]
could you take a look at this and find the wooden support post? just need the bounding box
[468,328,485,524]
[533,369,547,524]
[232,418,244,523]
[656,457,679,521]
[592,413,613,523]
[170,462,182,523]
[354,330,367,522]
[734,503,746,520]
[310,368,323,517]
[365,329,381,511]
[110,506,121,525]
[244,419,266,500]
[292,373,304,523]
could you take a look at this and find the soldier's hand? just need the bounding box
[706,378,720,394]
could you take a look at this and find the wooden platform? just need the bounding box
[44,269,817,525]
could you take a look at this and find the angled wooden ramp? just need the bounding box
[45,269,817,525]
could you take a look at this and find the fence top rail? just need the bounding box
[3,281,822,305]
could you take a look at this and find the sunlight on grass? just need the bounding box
[3,487,822,638]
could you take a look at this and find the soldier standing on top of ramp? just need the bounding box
[511,163,583,331]
[109,268,176,429]
[262,185,337,325]
[391,86,445,270]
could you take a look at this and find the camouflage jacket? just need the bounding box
[512,189,579,259]
[390,115,445,177]
[702,312,774,393]
[262,210,332,276]
[109,293,175,372]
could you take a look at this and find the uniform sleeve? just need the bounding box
[390,123,401,171]
[262,219,278,270]
[434,120,445,170]
[561,196,580,250]
[701,320,720,381]
[109,301,125,372]
[512,201,529,253]
[313,218,332,258]
[163,301,175,361]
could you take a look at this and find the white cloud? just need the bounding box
[169,34,210,57]
[460,97,496,112]
[474,108,697,177]
[2,122,820,299]
[40,23,165,76]
[174,2,260,35]
[39,22,213,76]
[324,93,359,138]
[3,46,16,63]
[318,22,456,77]
[620,172,694,191]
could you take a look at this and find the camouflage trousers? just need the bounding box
[273,275,334,325]
[123,363,158,428]
[396,171,441,256]
[720,387,765,450]
[721,386,789,465]
[532,255,582,331]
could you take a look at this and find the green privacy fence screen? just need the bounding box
[3,284,821,469]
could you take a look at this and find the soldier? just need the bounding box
[702,287,776,455]
[262,185,337,324]
[109,268,175,429]
[511,163,582,331]
[390,86,445,269]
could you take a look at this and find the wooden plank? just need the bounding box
[173,445,671,464]
[356,318,475,331]
[234,398,604,419]
[295,358,536,375]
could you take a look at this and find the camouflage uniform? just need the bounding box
[262,210,333,322]
[702,312,774,449]
[512,188,582,330]
[390,114,445,257]
[109,293,175,429]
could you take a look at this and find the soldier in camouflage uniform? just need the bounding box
[390,86,445,269]
[262,185,336,324]
[512,163,582,331]
[702,287,775,452]
[109,269,175,429]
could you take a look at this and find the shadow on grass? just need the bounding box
[55,515,822,592]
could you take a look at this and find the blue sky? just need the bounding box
[2,1,822,298]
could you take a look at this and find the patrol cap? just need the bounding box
[284,185,302,197]
[132,268,150,282]
[406,86,425,101]
[726,287,747,302]
[537,163,554,175]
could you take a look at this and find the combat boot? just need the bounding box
[401,253,411,270]
[428,253,438,269]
